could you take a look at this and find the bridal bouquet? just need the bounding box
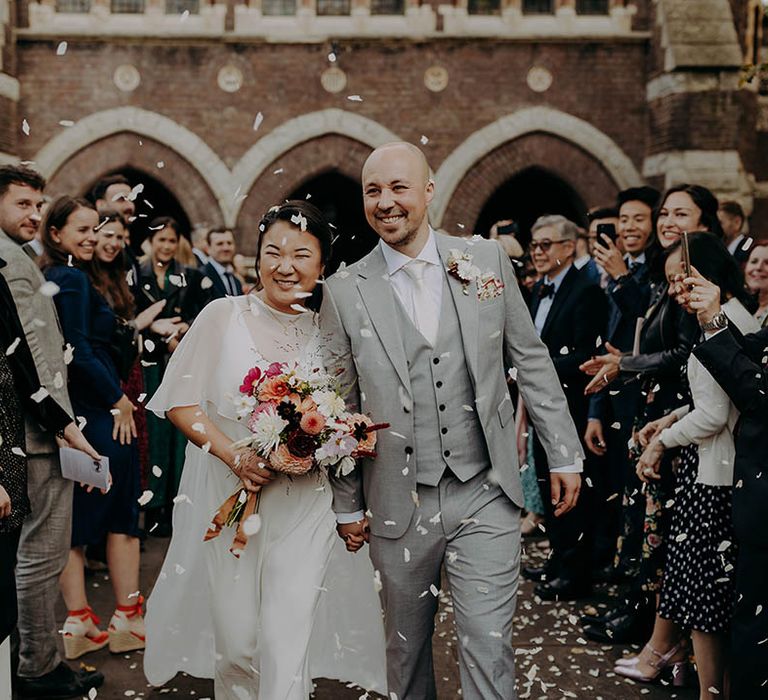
[205,360,388,557]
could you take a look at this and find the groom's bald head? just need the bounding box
[362,142,431,186]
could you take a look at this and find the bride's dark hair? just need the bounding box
[255,200,334,312]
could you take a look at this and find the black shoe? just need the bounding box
[583,609,654,644]
[16,662,104,699]
[534,577,591,601]
[579,604,625,628]
[592,563,632,585]
[522,565,549,582]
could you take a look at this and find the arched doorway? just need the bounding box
[83,167,192,252]
[475,166,588,247]
[289,170,378,272]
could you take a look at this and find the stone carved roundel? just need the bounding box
[526,66,553,93]
[113,64,141,93]
[424,65,449,93]
[321,67,348,94]
[218,65,244,93]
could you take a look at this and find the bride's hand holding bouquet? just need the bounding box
[205,360,388,557]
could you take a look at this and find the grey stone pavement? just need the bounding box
[41,536,697,700]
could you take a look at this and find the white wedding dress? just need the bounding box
[143,295,387,699]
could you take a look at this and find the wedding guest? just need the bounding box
[176,234,197,267]
[0,165,104,699]
[202,228,244,299]
[587,206,620,287]
[137,217,211,535]
[92,175,140,292]
[616,233,757,696]
[524,214,607,600]
[687,267,768,699]
[580,184,719,644]
[39,196,146,659]
[718,200,750,263]
[585,186,660,581]
[489,219,524,259]
[0,265,79,644]
[744,241,768,325]
[190,224,210,267]
[91,211,174,489]
[574,230,601,285]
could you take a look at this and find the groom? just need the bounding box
[320,142,582,700]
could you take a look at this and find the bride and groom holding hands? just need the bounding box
[143,142,582,700]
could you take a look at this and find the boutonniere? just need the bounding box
[446,249,481,295]
[446,249,505,299]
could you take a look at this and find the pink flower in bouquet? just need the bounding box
[269,444,314,475]
[265,362,284,378]
[239,366,263,395]
[258,376,291,402]
[300,410,326,435]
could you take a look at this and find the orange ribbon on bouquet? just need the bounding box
[204,487,261,558]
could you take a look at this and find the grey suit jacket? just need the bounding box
[320,232,581,539]
[0,229,72,454]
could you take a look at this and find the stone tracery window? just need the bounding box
[166,0,199,13]
[468,0,500,15]
[261,0,297,13]
[110,0,145,12]
[370,0,404,14]
[316,0,351,15]
[56,0,91,11]
[522,0,554,14]
[576,0,609,13]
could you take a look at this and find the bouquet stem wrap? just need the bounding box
[204,487,262,558]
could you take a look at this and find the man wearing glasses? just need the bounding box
[523,215,607,600]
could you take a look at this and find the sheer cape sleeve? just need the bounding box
[146,297,243,421]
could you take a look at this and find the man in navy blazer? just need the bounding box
[526,214,607,600]
[201,228,243,300]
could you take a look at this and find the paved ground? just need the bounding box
[39,535,697,700]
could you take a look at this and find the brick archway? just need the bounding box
[45,132,224,230]
[438,132,625,236]
[236,133,374,253]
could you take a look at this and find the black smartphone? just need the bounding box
[596,223,618,248]
[497,222,518,237]
[681,230,692,278]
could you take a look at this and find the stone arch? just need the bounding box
[431,106,643,228]
[33,106,230,224]
[44,132,224,231]
[230,109,401,225]
[236,133,375,254]
[439,132,625,236]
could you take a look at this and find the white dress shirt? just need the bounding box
[533,264,571,335]
[379,229,444,325]
[727,234,746,257]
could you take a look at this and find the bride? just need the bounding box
[142,201,386,699]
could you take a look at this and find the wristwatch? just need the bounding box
[700,311,728,332]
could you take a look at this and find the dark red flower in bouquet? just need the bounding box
[239,366,263,395]
[265,362,284,378]
[286,430,318,459]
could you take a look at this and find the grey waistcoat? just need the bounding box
[393,273,491,486]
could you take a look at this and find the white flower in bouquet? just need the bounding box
[315,431,357,466]
[233,393,257,418]
[312,389,347,419]
[250,407,288,453]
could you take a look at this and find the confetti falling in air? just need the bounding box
[347,95,363,102]
[56,41,68,55]
[253,112,264,131]
[39,281,60,297]
[420,135,429,145]
[21,119,30,135]
[5,337,21,355]
[137,490,153,506]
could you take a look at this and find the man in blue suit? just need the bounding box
[201,228,243,300]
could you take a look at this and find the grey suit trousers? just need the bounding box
[15,449,72,678]
[368,469,521,700]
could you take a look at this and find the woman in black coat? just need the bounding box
[135,217,212,533]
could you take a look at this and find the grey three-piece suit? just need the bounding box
[320,231,581,699]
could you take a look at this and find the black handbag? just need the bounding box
[110,319,138,382]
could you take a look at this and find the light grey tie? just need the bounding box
[403,259,439,346]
